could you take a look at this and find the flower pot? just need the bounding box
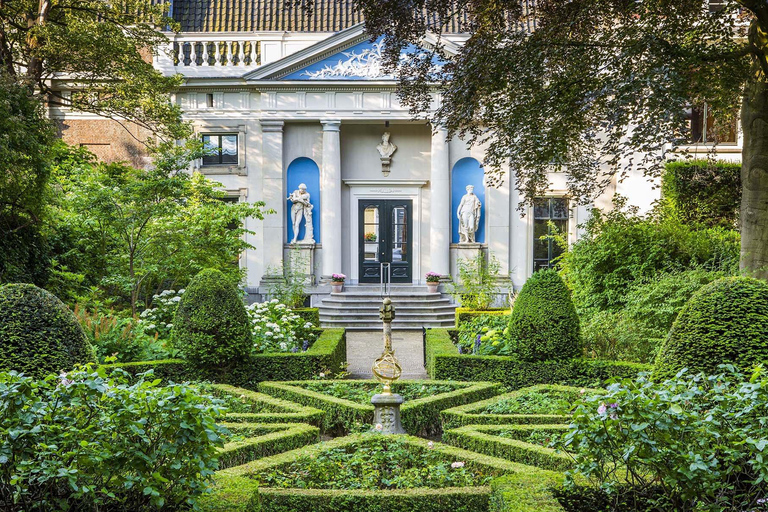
[332,283,343,293]
[427,282,439,293]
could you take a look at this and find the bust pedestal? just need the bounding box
[288,242,316,286]
[371,393,405,434]
[456,243,484,263]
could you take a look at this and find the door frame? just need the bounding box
[344,180,427,284]
[358,199,413,283]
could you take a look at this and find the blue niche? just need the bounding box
[286,157,321,244]
[451,157,486,244]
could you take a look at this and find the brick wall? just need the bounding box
[57,118,152,168]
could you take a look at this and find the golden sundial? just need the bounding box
[372,297,402,395]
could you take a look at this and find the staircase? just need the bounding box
[318,285,456,331]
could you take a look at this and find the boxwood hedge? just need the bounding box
[217,423,320,469]
[426,329,649,389]
[208,384,325,425]
[455,308,510,328]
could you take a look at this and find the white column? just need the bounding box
[430,126,451,277]
[260,120,285,279]
[321,120,342,280]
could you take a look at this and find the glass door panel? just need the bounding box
[359,200,412,283]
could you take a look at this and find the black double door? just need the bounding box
[358,199,412,283]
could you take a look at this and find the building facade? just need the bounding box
[51,1,743,303]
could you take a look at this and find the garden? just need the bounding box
[2,159,768,511]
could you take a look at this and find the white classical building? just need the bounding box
[52,1,743,308]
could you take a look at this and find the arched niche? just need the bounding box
[451,157,486,243]
[286,157,321,243]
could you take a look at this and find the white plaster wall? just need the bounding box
[340,124,431,181]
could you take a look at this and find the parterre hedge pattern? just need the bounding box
[441,385,596,430]
[103,328,346,388]
[201,434,566,512]
[444,425,573,471]
[209,384,325,426]
[0,283,95,378]
[257,380,503,435]
[653,276,768,380]
[426,328,649,389]
[217,423,320,469]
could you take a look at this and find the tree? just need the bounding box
[52,143,267,313]
[332,0,768,279]
[0,0,184,139]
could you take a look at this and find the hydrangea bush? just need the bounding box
[138,288,185,340]
[247,299,317,353]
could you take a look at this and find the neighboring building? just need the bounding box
[50,0,743,305]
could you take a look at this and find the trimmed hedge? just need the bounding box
[444,424,573,471]
[456,308,510,328]
[490,471,565,512]
[426,329,650,389]
[172,268,252,376]
[0,283,95,378]
[210,384,325,426]
[103,328,346,388]
[258,380,503,435]
[293,307,320,326]
[217,423,320,469]
[507,270,580,362]
[653,276,768,380]
[441,385,596,430]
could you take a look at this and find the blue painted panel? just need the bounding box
[451,157,485,244]
[286,157,321,244]
[283,37,444,81]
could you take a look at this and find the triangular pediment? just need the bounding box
[244,23,457,82]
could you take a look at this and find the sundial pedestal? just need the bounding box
[371,393,405,435]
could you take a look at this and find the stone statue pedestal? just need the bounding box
[288,242,316,286]
[371,393,405,434]
[456,243,484,263]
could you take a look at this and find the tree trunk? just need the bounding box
[740,78,768,281]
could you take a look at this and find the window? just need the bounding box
[202,134,238,166]
[206,93,214,108]
[533,197,568,272]
[685,103,737,144]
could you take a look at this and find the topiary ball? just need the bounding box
[0,283,95,378]
[507,269,580,362]
[171,268,251,374]
[653,276,768,380]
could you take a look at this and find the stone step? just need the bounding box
[318,303,456,311]
[321,296,453,304]
[320,312,455,321]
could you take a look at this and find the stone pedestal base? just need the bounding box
[455,242,484,263]
[371,393,405,434]
[287,242,315,286]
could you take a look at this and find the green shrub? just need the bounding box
[0,366,227,511]
[172,268,251,375]
[217,423,320,469]
[0,283,95,378]
[449,253,502,310]
[653,276,768,380]
[455,308,509,328]
[456,313,512,355]
[507,270,580,362]
[204,384,325,426]
[662,159,741,229]
[294,307,320,326]
[559,200,740,313]
[425,329,648,389]
[562,366,768,511]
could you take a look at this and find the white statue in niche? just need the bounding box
[377,132,397,176]
[457,185,482,243]
[287,183,315,244]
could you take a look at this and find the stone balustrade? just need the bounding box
[170,35,262,68]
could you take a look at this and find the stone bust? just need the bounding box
[287,183,315,244]
[457,185,482,243]
[377,132,397,160]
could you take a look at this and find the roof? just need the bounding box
[170,0,471,33]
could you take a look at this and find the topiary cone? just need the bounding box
[171,268,251,376]
[0,283,95,378]
[653,276,768,380]
[507,269,580,362]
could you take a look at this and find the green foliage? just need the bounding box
[562,367,768,511]
[266,247,310,308]
[449,254,502,310]
[247,300,318,354]
[199,384,325,426]
[507,270,580,362]
[456,313,511,355]
[455,308,510,327]
[653,276,768,380]
[0,365,227,511]
[256,435,493,490]
[580,269,728,363]
[663,159,741,229]
[172,269,252,375]
[217,423,320,470]
[0,283,94,378]
[444,425,573,471]
[490,471,566,512]
[0,74,56,286]
[441,385,595,430]
[559,201,740,314]
[426,328,649,390]
[298,381,460,405]
[257,380,502,436]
